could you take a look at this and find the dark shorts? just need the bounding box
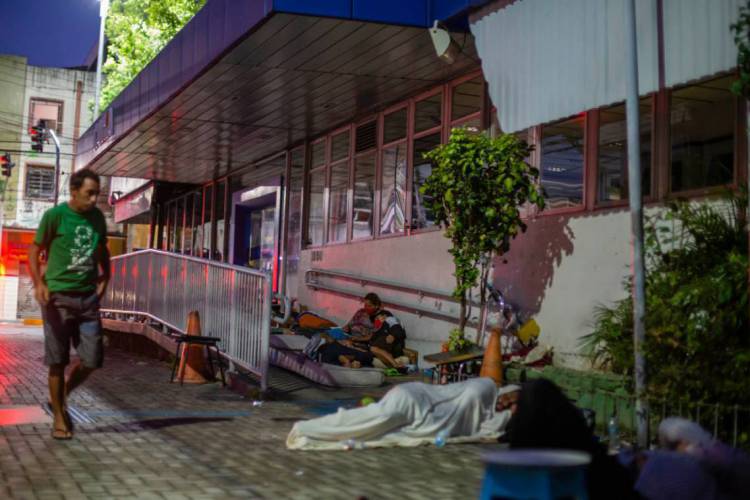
[42,291,103,368]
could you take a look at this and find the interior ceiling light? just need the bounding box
[429,20,460,64]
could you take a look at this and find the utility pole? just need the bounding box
[625,0,648,448]
[94,0,109,119]
[47,129,61,205]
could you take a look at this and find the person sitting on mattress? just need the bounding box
[341,292,383,339]
[286,378,521,450]
[334,311,407,369]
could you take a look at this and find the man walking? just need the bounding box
[29,169,110,440]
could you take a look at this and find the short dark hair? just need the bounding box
[364,292,381,307]
[70,168,100,191]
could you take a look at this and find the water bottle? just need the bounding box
[343,439,357,451]
[607,413,620,453]
[434,430,448,448]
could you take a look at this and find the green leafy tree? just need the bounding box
[98,0,206,112]
[421,128,545,346]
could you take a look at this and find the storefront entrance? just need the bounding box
[229,180,282,291]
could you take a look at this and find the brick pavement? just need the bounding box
[0,325,495,499]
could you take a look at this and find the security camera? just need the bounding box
[429,20,460,64]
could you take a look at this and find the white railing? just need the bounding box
[102,249,271,390]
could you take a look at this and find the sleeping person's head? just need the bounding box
[496,385,521,414]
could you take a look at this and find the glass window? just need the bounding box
[307,167,325,246]
[174,199,184,254]
[598,99,653,202]
[451,116,482,135]
[352,154,375,239]
[384,108,407,144]
[202,185,213,258]
[328,161,349,243]
[166,202,174,251]
[670,76,735,192]
[213,181,226,261]
[415,92,442,133]
[24,165,54,199]
[311,140,326,168]
[331,132,350,163]
[411,133,441,229]
[451,77,482,121]
[29,98,63,134]
[355,121,377,153]
[541,116,585,208]
[380,144,407,235]
[191,191,203,257]
[285,149,305,295]
[183,195,194,256]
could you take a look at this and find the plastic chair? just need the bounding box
[479,449,590,500]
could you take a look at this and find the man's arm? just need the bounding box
[29,243,49,306]
[96,242,111,301]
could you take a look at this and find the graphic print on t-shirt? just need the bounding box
[68,224,96,272]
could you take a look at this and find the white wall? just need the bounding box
[297,206,637,368]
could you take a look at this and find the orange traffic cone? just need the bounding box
[479,327,503,385]
[177,310,210,384]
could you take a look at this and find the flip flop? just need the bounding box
[51,427,73,440]
[45,402,75,435]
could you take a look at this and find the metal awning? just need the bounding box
[77,0,488,184]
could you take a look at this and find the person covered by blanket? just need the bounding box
[286,378,522,450]
[505,378,636,500]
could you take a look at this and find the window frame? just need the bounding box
[409,87,446,235]
[591,96,658,210]
[28,97,64,135]
[326,125,352,246]
[23,164,55,200]
[378,101,410,239]
[665,75,743,198]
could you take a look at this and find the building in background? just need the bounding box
[0,54,124,321]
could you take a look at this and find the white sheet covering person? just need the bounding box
[287,378,520,450]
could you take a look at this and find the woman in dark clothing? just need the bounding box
[505,378,636,500]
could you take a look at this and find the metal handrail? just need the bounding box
[102,249,272,390]
[304,268,480,327]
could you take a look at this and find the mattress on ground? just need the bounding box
[270,334,385,388]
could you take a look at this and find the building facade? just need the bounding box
[0,55,97,320]
[76,0,746,368]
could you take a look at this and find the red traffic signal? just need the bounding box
[1,152,15,177]
[30,121,47,153]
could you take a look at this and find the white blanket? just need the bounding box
[286,378,515,450]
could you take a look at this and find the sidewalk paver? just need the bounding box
[0,326,495,499]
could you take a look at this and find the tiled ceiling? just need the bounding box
[89,13,478,185]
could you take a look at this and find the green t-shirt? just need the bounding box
[33,203,108,293]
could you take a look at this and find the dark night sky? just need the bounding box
[0,0,100,68]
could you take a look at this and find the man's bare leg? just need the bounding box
[48,364,71,439]
[65,361,95,397]
[370,346,401,368]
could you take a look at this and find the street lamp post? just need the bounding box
[94,0,109,119]
[625,0,648,448]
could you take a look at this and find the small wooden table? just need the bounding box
[423,346,485,384]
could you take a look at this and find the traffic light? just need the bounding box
[1,153,15,177]
[30,120,47,153]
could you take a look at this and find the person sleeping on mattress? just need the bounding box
[286,378,521,450]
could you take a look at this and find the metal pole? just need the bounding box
[94,0,109,119]
[625,0,648,449]
[48,129,61,206]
